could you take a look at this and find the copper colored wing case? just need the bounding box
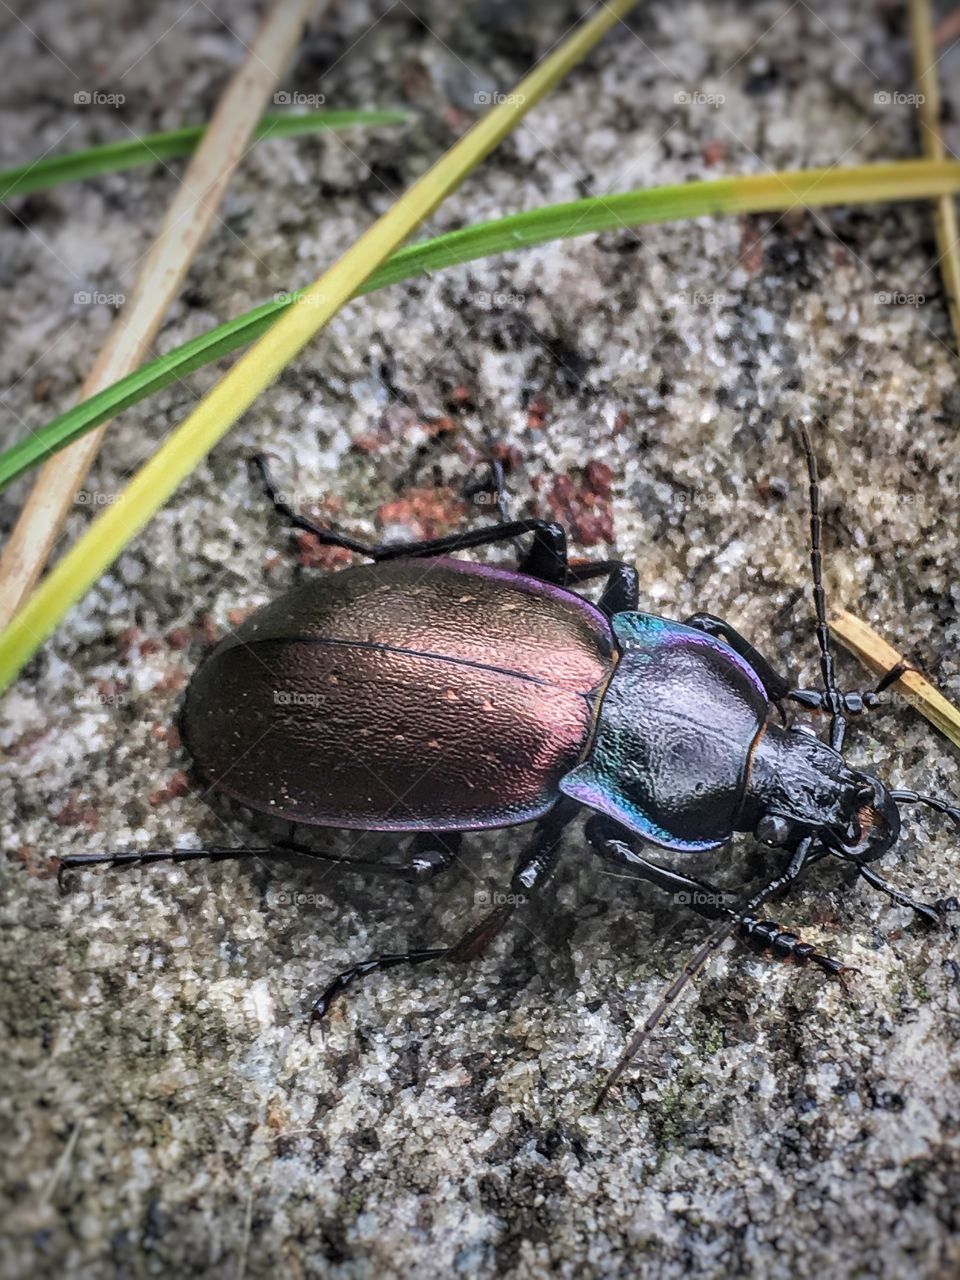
[181,558,615,830]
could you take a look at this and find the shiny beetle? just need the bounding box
[62,429,958,1094]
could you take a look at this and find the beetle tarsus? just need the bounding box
[737,913,850,986]
[308,916,511,1026]
[873,659,914,695]
[786,686,881,717]
[57,845,257,889]
[308,947,449,1037]
[307,804,576,1035]
[836,965,861,997]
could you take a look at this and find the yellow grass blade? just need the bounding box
[830,610,960,751]
[0,0,640,692]
[2,159,958,501]
[0,0,316,632]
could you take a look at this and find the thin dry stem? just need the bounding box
[830,609,960,751]
[0,0,316,628]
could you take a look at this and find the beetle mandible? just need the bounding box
[61,424,959,1096]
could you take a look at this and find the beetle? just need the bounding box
[61,426,959,1096]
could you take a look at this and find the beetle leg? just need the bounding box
[461,456,512,525]
[873,659,918,694]
[854,862,952,927]
[309,800,579,1030]
[280,831,463,882]
[398,832,464,879]
[598,563,640,614]
[251,454,577,567]
[250,454,376,557]
[591,822,853,983]
[586,820,852,985]
[515,552,638,613]
[736,916,856,989]
[374,518,574,567]
[591,832,854,1107]
[584,815,733,917]
[783,661,925,744]
[463,456,526,560]
[57,833,462,890]
[251,454,639,603]
[563,562,639,616]
[683,612,792,703]
[57,844,276,889]
[588,823,856,986]
[779,650,915,734]
[513,523,570,583]
[785,686,881,719]
[308,947,450,1031]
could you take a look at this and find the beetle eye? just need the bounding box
[756,814,791,846]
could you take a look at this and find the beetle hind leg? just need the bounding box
[58,831,463,889]
[251,454,573,569]
[278,830,463,883]
[309,902,517,1032]
[309,799,579,1032]
[250,454,374,558]
[250,454,640,611]
[310,947,450,1027]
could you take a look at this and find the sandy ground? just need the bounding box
[1,0,959,1276]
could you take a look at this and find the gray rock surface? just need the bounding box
[1,1,959,1277]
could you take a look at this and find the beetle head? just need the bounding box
[743,724,900,862]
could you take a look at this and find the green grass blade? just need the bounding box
[2,159,958,491]
[0,303,283,487]
[0,0,644,692]
[0,110,407,200]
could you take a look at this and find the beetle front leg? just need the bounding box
[585,816,854,985]
[309,800,579,1029]
[689,614,910,733]
[785,660,916,721]
[584,815,733,918]
[684,613,792,702]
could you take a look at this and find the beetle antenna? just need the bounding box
[595,837,820,1109]
[796,421,844,749]
[593,920,736,1111]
